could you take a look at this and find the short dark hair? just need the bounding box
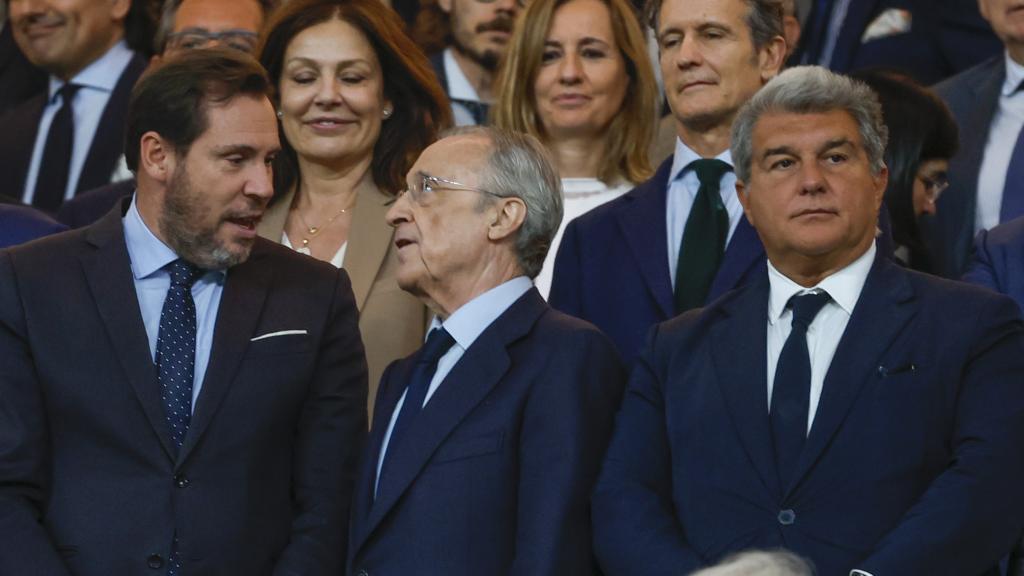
[153,0,277,54]
[645,0,783,51]
[124,47,273,172]
[258,0,452,196]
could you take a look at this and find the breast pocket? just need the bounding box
[433,432,504,465]
[247,332,313,357]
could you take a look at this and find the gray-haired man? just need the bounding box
[593,66,1024,576]
[347,126,626,576]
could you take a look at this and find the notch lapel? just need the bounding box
[176,243,272,465]
[356,290,546,551]
[785,257,916,497]
[80,207,176,461]
[345,184,393,310]
[828,0,880,71]
[708,216,765,302]
[616,160,674,318]
[710,274,781,500]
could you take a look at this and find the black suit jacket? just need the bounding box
[0,203,368,575]
[0,23,47,115]
[349,289,625,576]
[0,53,145,207]
[56,179,135,229]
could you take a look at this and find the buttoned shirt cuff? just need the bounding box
[850,570,874,576]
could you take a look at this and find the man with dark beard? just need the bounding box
[0,48,368,576]
[428,0,520,125]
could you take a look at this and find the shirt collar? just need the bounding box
[428,276,533,351]
[124,194,180,280]
[669,136,734,183]
[1003,50,1024,97]
[444,47,481,102]
[767,241,876,325]
[48,40,133,100]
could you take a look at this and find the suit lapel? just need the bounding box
[357,290,546,550]
[345,184,393,310]
[828,0,879,70]
[0,94,44,200]
[177,242,272,464]
[786,256,916,496]
[710,274,781,500]
[76,54,145,194]
[80,205,176,461]
[616,159,674,318]
[708,215,765,302]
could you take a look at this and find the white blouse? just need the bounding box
[282,232,348,269]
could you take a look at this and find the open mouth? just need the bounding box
[395,238,415,249]
[226,216,260,230]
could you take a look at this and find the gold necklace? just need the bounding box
[296,205,351,248]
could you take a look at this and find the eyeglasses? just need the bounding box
[399,172,502,205]
[917,172,949,204]
[165,29,259,54]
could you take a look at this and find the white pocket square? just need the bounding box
[251,329,308,342]
[861,9,912,43]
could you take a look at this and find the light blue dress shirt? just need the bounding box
[123,196,226,411]
[21,41,134,205]
[375,276,533,491]
[665,138,744,288]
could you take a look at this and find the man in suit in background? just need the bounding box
[964,215,1024,312]
[0,0,147,213]
[0,203,66,248]
[56,0,273,229]
[550,0,786,365]
[794,0,1000,85]
[348,127,625,576]
[929,0,1024,278]
[592,66,1024,576]
[0,49,367,575]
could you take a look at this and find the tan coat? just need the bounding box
[257,186,430,421]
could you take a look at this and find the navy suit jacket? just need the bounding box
[549,157,766,366]
[0,204,66,248]
[0,203,368,575]
[928,56,1004,279]
[964,215,1024,313]
[0,53,145,208]
[592,253,1024,576]
[348,288,625,576]
[56,179,135,229]
[795,0,1000,84]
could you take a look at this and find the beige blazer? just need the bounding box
[257,186,430,421]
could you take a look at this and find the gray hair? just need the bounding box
[691,550,815,576]
[731,66,889,183]
[153,0,273,55]
[646,0,784,51]
[442,126,564,279]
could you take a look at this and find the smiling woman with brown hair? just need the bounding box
[256,0,452,415]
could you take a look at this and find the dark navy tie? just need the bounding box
[32,83,81,213]
[377,327,456,496]
[771,291,831,490]
[675,159,732,313]
[1001,92,1024,222]
[450,98,490,125]
[157,260,203,576]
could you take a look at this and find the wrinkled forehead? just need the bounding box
[413,134,494,184]
[752,109,863,152]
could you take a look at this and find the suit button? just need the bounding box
[778,509,796,525]
[174,475,189,488]
[147,554,164,569]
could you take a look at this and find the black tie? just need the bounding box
[1001,82,1024,222]
[451,98,490,125]
[377,327,456,496]
[33,83,82,213]
[674,159,732,313]
[771,291,831,489]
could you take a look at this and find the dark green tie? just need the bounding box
[674,159,732,313]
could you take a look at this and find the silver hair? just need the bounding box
[154,0,187,55]
[731,66,889,184]
[646,0,783,51]
[442,126,564,279]
[691,550,815,576]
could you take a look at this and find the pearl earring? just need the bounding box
[382,109,392,119]
[276,110,283,119]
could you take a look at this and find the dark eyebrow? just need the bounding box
[212,144,281,157]
[285,56,372,69]
[762,145,796,160]
[173,26,256,36]
[818,137,854,154]
[578,37,611,48]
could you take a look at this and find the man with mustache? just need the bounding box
[592,66,1024,576]
[550,0,786,366]
[0,49,368,575]
[428,0,520,125]
[0,0,147,213]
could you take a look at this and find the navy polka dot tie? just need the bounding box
[157,260,202,576]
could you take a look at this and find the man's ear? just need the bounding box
[110,0,131,21]
[758,36,787,83]
[735,179,755,227]
[138,132,175,184]
[486,197,527,242]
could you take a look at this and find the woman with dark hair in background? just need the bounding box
[257,0,452,415]
[493,0,657,297]
[854,69,959,273]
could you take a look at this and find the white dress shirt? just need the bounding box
[21,41,135,204]
[374,276,533,491]
[444,48,484,127]
[765,242,875,433]
[666,138,744,288]
[976,51,1024,232]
